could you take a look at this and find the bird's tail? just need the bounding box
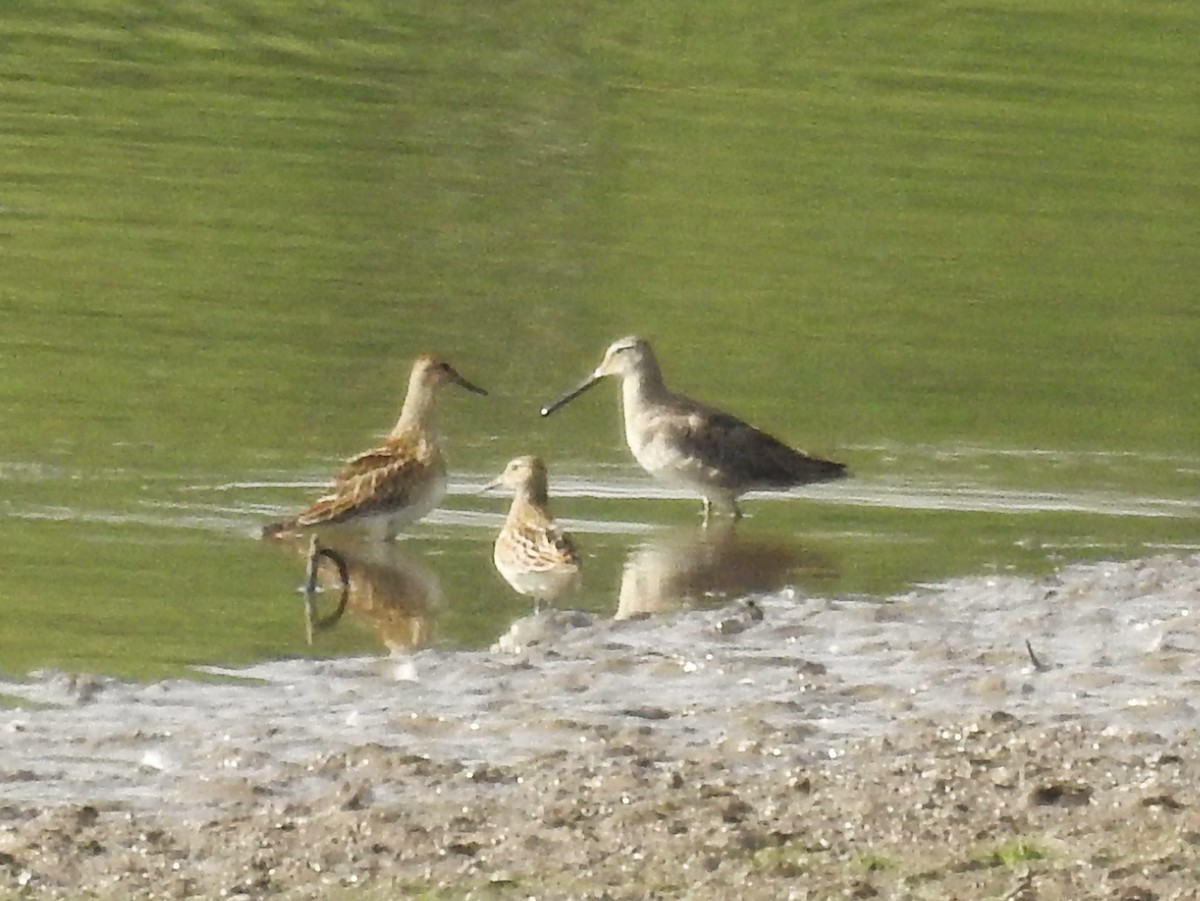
[815,456,849,481]
[792,454,848,485]
[260,518,298,540]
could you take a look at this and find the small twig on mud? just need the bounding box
[1002,870,1036,901]
[1024,639,1050,673]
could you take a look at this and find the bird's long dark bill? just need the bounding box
[454,374,489,396]
[540,374,600,417]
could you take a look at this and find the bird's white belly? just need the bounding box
[494,559,581,603]
[337,469,447,541]
[390,469,448,529]
[629,429,719,494]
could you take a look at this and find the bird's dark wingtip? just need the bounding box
[790,453,849,486]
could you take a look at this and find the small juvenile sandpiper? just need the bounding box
[262,354,486,542]
[485,455,582,604]
[541,336,846,520]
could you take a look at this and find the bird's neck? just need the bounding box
[391,380,437,438]
[508,483,550,521]
[621,356,669,416]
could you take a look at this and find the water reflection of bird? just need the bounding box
[616,521,833,620]
[290,536,443,652]
[485,455,582,606]
[541,336,846,521]
[262,355,487,542]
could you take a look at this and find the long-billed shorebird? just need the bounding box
[541,336,846,520]
[485,455,582,604]
[262,355,487,542]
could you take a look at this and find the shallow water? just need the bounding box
[2,553,1197,812]
[3,447,1200,679]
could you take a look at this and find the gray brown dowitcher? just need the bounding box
[541,336,846,520]
[486,455,582,604]
[262,355,486,542]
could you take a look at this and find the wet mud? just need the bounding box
[2,552,1198,898]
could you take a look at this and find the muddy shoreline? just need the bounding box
[2,553,1198,898]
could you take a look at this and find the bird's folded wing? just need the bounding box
[508,521,582,570]
[296,452,430,526]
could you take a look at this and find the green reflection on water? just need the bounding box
[1,0,1197,678]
